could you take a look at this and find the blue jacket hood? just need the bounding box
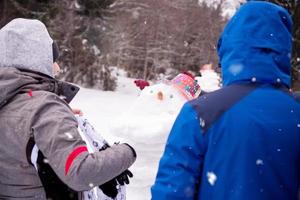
[217,1,293,87]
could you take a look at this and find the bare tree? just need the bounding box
[107,0,226,80]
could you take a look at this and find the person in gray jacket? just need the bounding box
[0,18,136,199]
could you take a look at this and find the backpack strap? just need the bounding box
[25,137,78,200]
[26,134,38,169]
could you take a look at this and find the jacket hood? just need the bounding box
[0,18,54,77]
[217,1,293,87]
[0,67,79,109]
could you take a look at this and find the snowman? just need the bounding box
[195,63,221,92]
[111,73,201,200]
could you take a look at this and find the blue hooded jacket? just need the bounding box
[151,2,300,200]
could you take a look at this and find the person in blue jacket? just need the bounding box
[151,1,300,200]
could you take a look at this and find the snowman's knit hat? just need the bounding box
[170,73,201,100]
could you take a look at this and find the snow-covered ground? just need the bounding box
[70,68,221,199]
[70,70,188,200]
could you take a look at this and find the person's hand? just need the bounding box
[115,169,133,185]
[98,169,133,198]
[99,179,118,198]
[72,108,83,116]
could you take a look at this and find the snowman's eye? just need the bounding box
[170,94,174,99]
[150,90,153,93]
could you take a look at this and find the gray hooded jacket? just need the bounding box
[0,19,136,199]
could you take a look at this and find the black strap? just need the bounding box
[36,151,78,200]
[25,135,35,166]
[25,138,78,200]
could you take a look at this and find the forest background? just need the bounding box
[1,0,299,91]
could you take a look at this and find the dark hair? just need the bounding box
[52,42,59,62]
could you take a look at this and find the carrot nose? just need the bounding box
[157,91,164,100]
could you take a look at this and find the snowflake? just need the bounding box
[207,171,217,186]
[256,159,264,165]
[89,183,94,188]
[65,132,74,139]
[228,64,243,76]
[276,78,281,83]
[200,118,205,128]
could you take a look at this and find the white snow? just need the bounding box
[256,159,264,165]
[206,171,217,186]
[70,69,189,200]
[227,64,244,76]
[65,132,74,139]
[195,69,221,92]
[198,0,245,18]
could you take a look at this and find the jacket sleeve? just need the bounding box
[30,93,136,191]
[151,102,207,200]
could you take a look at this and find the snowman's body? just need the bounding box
[111,82,188,200]
[195,69,220,92]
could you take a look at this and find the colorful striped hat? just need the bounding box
[170,73,201,100]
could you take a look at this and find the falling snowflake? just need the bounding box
[277,148,281,152]
[82,39,88,45]
[256,159,264,165]
[251,77,256,82]
[207,171,217,186]
[276,78,281,83]
[228,64,243,76]
[297,124,300,128]
[200,118,205,128]
[184,41,189,47]
[65,132,74,139]
[43,158,49,164]
[89,183,94,188]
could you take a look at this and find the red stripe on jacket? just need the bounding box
[65,146,88,175]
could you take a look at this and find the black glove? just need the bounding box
[115,169,133,185]
[98,143,134,198]
[99,169,133,198]
[99,178,118,199]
